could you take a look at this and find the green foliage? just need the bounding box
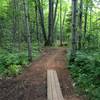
[0,47,40,77]
[68,50,100,100]
[8,65,22,76]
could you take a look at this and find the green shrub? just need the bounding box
[0,48,40,77]
[8,65,22,76]
[68,50,100,100]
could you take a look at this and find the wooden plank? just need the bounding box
[51,70,59,100]
[47,70,64,100]
[47,70,52,100]
[53,71,64,100]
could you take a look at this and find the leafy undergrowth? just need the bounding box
[68,50,100,100]
[0,46,41,77]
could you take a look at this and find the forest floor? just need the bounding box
[0,47,84,100]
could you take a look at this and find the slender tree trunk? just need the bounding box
[90,4,92,32]
[78,0,83,49]
[48,0,53,46]
[60,0,63,46]
[84,5,88,36]
[36,0,47,46]
[47,0,58,46]
[51,1,54,43]
[17,0,22,52]
[54,14,59,44]
[0,20,3,47]
[71,0,78,61]
[83,2,88,47]
[23,0,32,62]
[62,10,67,37]
[53,0,58,30]
[54,14,59,32]
[12,0,17,50]
[35,3,39,43]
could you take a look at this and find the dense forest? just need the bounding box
[0,0,100,100]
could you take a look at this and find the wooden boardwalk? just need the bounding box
[47,70,64,100]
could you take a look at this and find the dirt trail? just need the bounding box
[0,48,83,100]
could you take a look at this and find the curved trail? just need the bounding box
[0,48,83,100]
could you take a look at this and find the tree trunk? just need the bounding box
[23,0,32,62]
[35,3,39,43]
[12,0,17,50]
[90,2,92,32]
[83,1,88,47]
[62,10,67,38]
[48,0,53,46]
[53,0,58,30]
[60,0,63,46]
[53,14,59,44]
[71,0,78,61]
[78,0,83,49]
[35,0,47,46]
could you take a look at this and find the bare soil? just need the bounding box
[0,48,84,100]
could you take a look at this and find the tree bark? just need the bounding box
[60,0,63,46]
[12,0,17,50]
[23,0,32,62]
[62,10,67,38]
[71,0,78,61]
[83,1,88,47]
[47,0,53,46]
[78,0,83,49]
[35,0,47,46]
[35,3,39,42]
[53,0,58,30]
